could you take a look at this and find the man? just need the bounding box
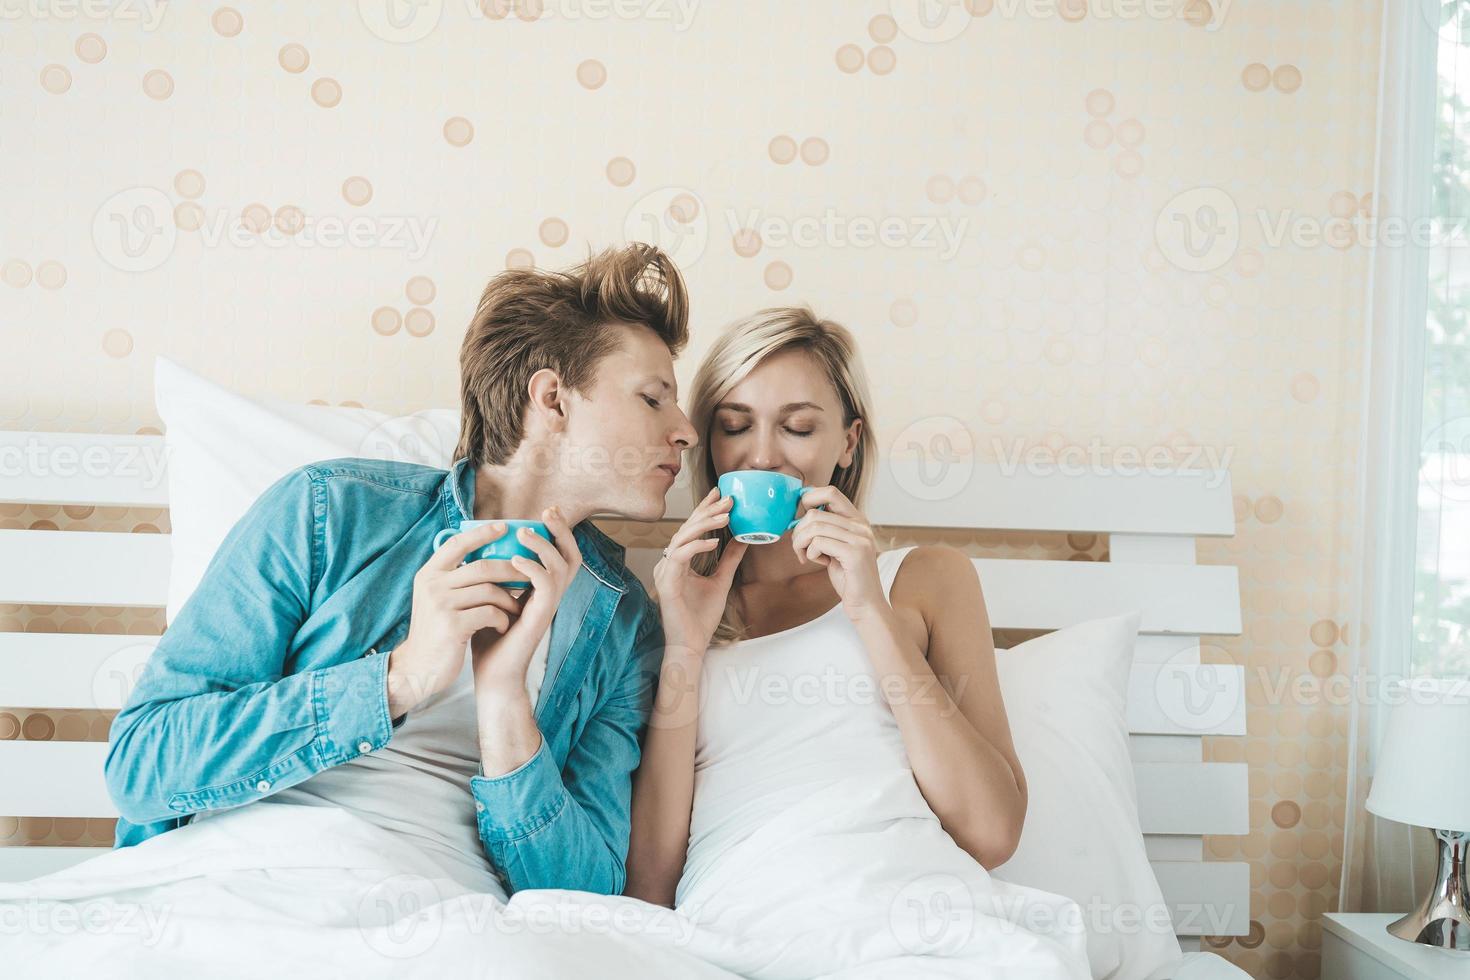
[104,243,696,897]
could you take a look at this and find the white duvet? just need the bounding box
[0,771,1090,979]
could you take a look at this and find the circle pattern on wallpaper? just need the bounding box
[762,260,792,290]
[732,228,762,258]
[40,64,72,94]
[371,306,402,336]
[212,7,244,36]
[444,116,474,146]
[405,276,436,305]
[799,137,830,165]
[606,156,636,186]
[867,46,896,75]
[92,186,177,273]
[869,14,899,42]
[76,33,107,63]
[404,307,435,337]
[312,78,343,108]
[142,70,174,100]
[577,59,607,90]
[279,43,310,73]
[35,260,68,290]
[342,176,373,206]
[2,260,33,288]
[623,187,708,267]
[174,169,206,199]
[539,217,569,247]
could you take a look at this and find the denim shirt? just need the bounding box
[104,455,664,896]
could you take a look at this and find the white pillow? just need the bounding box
[154,355,459,622]
[989,610,1184,980]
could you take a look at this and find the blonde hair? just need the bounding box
[686,306,878,646]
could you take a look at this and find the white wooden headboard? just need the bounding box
[0,432,1248,952]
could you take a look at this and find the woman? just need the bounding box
[625,307,1089,978]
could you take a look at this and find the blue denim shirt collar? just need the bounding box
[445,456,628,593]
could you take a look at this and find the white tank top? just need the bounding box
[197,629,551,899]
[680,546,919,901]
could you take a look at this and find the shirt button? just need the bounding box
[367,647,378,656]
[255,780,271,792]
[474,801,485,812]
[357,740,373,754]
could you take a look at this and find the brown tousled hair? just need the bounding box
[454,243,690,466]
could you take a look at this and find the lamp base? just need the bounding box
[1385,827,1469,951]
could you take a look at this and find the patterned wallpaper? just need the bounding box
[1,3,1387,977]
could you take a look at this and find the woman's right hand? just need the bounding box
[652,487,748,652]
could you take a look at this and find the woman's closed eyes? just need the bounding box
[719,425,813,438]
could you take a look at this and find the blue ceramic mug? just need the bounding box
[717,470,821,544]
[432,519,550,589]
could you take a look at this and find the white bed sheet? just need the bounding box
[0,786,1094,979]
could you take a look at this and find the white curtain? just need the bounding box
[1339,0,1446,914]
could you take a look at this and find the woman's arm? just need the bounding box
[624,486,748,906]
[624,640,705,906]
[854,545,1027,869]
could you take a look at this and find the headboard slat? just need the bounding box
[1,432,168,507]
[0,530,170,607]
[0,633,157,710]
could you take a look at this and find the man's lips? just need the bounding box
[657,464,680,479]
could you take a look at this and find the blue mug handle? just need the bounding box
[433,527,456,552]
[783,486,824,533]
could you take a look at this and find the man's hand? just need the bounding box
[470,505,583,697]
[385,522,523,718]
[473,505,581,776]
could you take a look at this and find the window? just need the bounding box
[1415,2,1470,678]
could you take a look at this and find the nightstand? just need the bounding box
[1322,913,1466,979]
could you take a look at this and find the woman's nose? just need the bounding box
[747,431,782,471]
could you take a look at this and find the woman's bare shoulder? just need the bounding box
[887,544,978,641]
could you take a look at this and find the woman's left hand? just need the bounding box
[789,486,887,622]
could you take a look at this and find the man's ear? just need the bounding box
[526,368,567,432]
[840,417,862,468]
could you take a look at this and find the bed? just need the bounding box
[0,428,1253,978]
